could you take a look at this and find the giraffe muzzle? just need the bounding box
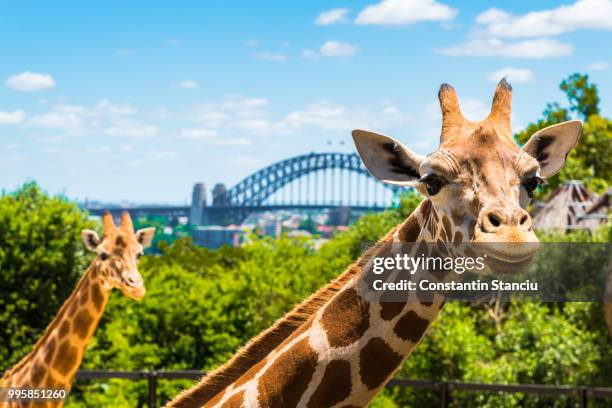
[122,284,146,300]
[474,207,540,274]
[121,273,146,300]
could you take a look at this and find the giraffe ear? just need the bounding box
[135,227,156,248]
[522,120,582,178]
[352,129,424,185]
[81,229,101,252]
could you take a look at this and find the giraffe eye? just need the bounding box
[419,174,446,196]
[99,252,110,261]
[522,176,544,198]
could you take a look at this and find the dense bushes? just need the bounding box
[1,184,610,407]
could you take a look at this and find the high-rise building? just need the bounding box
[212,183,230,207]
[190,183,206,225]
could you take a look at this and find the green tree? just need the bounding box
[516,73,611,195]
[298,215,318,234]
[560,73,600,120]
[0,182,93,367]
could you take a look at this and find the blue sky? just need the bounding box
[1,0,611,203]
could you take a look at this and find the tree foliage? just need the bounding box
[560,73,600,120]
[516,73,611,195]
[0,183,610,407]
[0,182,93,367]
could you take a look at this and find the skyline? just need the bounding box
[1,0,611,203]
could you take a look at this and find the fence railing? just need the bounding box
[71,370,612,408]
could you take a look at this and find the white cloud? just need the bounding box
[244,39,259,47]
[178,128,217,140]
[437,38,572,58]
[177,128,252,146]
[28,100,137,134]
[488,67,534,84]
[320,41,359,57]
[6,71,56,92]
[382,106,400,115]
[234,118,276,134]
[178,80,199,89]
[254,52,287,62]
[316,8,350,25]
[476,8,512,25]
[283,101,352,131]
[96,100,137,116]
[587,61,609,71]
[304,41,359,59]
[222,97,268,117]
[29,111,83,131]
[188,97,269,128]
[281,100,406,132]
[355,0,457,26]
[0,110,26,124]
[476,0,612,38]
[165,95,408,140]
[105,121,158,138]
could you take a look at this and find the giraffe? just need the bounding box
[0,212,155,408]
[167,79,582,408]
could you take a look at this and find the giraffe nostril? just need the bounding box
[125,276,139,287]
[520,215,528,225]
[487,213,501,227]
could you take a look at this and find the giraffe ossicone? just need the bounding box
[0,211,155,408]
[167,79,582,408]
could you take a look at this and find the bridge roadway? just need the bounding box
[84,206,190,218]
[84,204,390,223]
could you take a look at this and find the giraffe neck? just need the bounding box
[1,261,110,392]
[166,225,404,407]
[192,199,461,408]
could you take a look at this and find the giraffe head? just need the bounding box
[80,211,155,300]
[353,79,581,268]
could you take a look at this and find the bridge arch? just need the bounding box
[222,152,400,207]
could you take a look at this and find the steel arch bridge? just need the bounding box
[203,152,403,225]
[85,152,407,226]
[223,152,399,207]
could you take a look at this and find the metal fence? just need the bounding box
[73,370,612,408]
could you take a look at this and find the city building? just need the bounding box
[192,225,244,249]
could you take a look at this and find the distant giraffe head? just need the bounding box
[354,79,582,265]
[0,211,155,396]
[81,211,155,299]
